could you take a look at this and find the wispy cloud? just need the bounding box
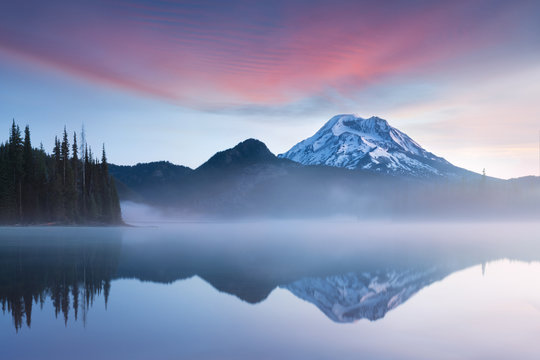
[1,0,537,114]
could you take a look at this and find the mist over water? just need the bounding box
[117,168,540,222]
[1,220,540,359]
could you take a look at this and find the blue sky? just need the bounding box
[1,0,539,178]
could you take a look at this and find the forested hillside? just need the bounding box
[0,120,121,225]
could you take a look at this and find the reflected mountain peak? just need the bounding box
[283,268,450,323]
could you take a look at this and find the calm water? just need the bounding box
[1,221,540,359]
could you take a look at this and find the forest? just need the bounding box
[0,120,122,225]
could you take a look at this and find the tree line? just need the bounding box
[0,120,121,224]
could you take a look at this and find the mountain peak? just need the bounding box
[278,114,461,177]
[197,138,277,170]
[326,114,392,138]
[366,115,389,126]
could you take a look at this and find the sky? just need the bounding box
[0,0,539,179]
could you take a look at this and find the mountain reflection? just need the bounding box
[2,223,540,329]
[284,268,452,322]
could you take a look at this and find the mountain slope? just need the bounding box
[110,161,192,186]
[109,161,193,202]
[279,114,473,178]
[196,138,282,171]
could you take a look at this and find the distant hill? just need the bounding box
[109,161,192,203]
[109,138,539,220]
[111,139,393,217]
[508,175,540,186]
[196,139,283,171]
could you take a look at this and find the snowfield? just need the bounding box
[279,114,455,177]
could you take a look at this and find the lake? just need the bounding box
[1,221,540,359]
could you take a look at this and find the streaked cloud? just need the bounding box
[1,0,537,112]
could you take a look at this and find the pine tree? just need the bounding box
[9,120,24,222]
[0,141,10,220]
[100,145,112,220]
[34,144,49,222]
[0,121,122,224]
[71,132,79,221]
[22,126,34,222]
[80,125,87,219]
[51,137,64,221]
[61,128,69,186]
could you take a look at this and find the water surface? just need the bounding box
[1,221,540,359]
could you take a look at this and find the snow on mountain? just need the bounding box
[282,268,450,323]
[278,114,460,177]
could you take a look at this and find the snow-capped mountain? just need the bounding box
[279,114,466,177]
[282,268,450,323]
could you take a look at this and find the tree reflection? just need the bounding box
[0,231,121,331]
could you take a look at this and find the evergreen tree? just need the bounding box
[61,127,69,186]
[22,126,34,222]
[51,137,64,221]
[0,141,10,219]
[71,132,79,221]
[9,120,23,222]
[0,121,122,225]
[100,145,112,220]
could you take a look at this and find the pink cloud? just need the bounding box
[0,0,534,109]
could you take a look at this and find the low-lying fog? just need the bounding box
[119,200,540,266]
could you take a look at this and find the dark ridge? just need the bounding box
[508,175,540,185]
[109,161,192,187]
[109,161,193,203]
[196,138,278,171]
